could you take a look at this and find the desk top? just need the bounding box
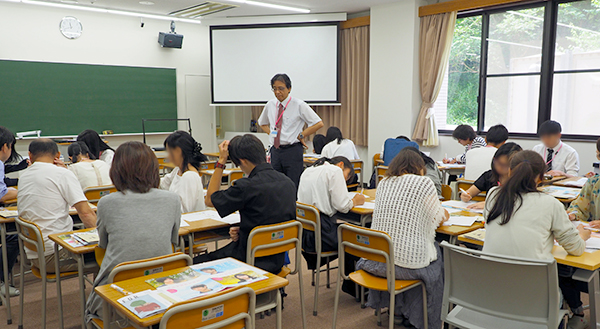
[458,231,600,271]
[350,189,377,216]
[553,177,587,187]
[94,263,289,327]
[436,210,483,236]
[540,176,567,186]
[185,218,231,234]
[204,152,220,158]
[0,205,95,223]
[49,228,98,255]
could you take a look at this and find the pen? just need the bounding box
[459,188,470,196]
[584,227,600,233]
[111,284,132,295]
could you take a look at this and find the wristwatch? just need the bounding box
[215,162,227,170]
[298,133,304,140]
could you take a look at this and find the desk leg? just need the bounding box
[276,290,282,329]
[360,214,372,227]
[102,299,114,329]
[55,243,65,329]
[77,254,86,329]
[449,236,458,245]
[187,233,195,259]
[589,270,600,329]
[1,223,12,325]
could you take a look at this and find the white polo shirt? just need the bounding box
[297,162,354,217]
[18,162,88,259]
[258,95,322,146]
[321,139,360,160]
[464,146,497,181]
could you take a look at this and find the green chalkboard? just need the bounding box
[0,60,177,136]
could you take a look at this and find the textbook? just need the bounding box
[57,234,84,248]
[461,228,486,242]
[539,186,581,199]
[71,229,99,246]
[0,210,18,218]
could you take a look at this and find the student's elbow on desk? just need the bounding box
[74,201,97,228]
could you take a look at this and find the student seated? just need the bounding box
[67,142,112,190]
[381,136,419,166]
[464,124,509,180]
[357,148,449,329]
[320,127,360,160]
[85,141,181,324]
[461,142,522,209]
[18,139,97,273]
[405,147,443,197]
[297,156,365,266]
[312,134,326,155]
[4,136,28,187]
[77,129,115,165]
[584,137,600,178]
[160,131,207,213]
[532,120,579,177]
[0,127,20,297]
[443,124,487,164]
[196,134,296,274]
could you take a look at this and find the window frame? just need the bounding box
[438,0,600,141]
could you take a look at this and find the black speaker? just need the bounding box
[158,32,183,49]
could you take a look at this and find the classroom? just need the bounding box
[0,0,599,328]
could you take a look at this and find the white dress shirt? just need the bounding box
[68,160,112,190]
[258,95,322,146]
[464,146,497,181]
[160,167,206,213]
[297,162,354,217]
[321,139,360,160]
[532,141,580,176]
[18,162,88,259]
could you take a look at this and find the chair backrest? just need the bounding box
[373,153,382,168]
[295,202,321,251]
[351,160,363,184]
[108,252,193,283]
[376,166,388,187]
[456,180,486,202]
[15,216,46,261]
[200,161,217,170]
[246,220,302,274]
[441,184,452,201]
[440,241,563,328]
[95,246,106,267]
[337,223,395,292]
[383,138,419,166]
[159,286,255,329]
[229,170,246,186]
[83,185,117,203]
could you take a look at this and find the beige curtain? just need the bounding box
[251,106,262,121]
[412,12,457,147]
[313,25,370,146]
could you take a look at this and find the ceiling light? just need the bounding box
[4,0,201,24]
[227,0,309,13]
[139,1,154,5]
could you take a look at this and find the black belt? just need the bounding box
[277,143,300,150]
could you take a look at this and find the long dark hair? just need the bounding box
[164,131,208,171]
[77,130,114,159]
[313,134,326,154]
[325,127,344,145]
[311,156,353,183]
[490,142,522,183]
[386,148,426,177]
[0,127,20,163]
[404,146,435,167]
[487,150,546,225]
[68,141,96,163]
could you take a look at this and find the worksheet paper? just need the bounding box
[181,210,240,225]
[441,201,484,214]
[353,202,375,210]
[442,216,481,227]
[539,186,581,199]
[562,178,588,188]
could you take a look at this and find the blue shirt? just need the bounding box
[0,161,7,199]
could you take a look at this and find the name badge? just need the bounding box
[270,128,278,138]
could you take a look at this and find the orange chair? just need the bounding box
[159,286,256,329]
[441,184,452,201]
[332,223,428,329]
[84,185,117,204]
[456,180,486,201]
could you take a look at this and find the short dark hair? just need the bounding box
[164,131,208,171]
[486,124,509,145]
[77,130,114,159]
[228,134,266,166]
[110,141,160,193]
[325,127,344,145]
[271,74,292,89]
[29,138,59,159]
[396,136,411,141]
[68,141,95,163]
[311,156,354,183]
[386,148,426,177]
[490,142,522,182]
[0,127,19,163]
[537,120,562,136]
[313,134,326,154]
[452,125,477,141]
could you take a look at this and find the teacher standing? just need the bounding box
[258,73,323,188]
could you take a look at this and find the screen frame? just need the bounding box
[209,21,341,105]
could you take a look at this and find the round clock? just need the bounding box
[59,16,83,39]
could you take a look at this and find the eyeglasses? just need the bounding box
[271,87,288,92]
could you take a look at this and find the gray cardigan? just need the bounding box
[85,188,181,323]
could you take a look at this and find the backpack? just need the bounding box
[383,138,420,166]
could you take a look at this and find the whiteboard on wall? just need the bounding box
[210,22,340,104]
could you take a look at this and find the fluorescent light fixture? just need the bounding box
[227,0,309,13]
[4,0,202,24]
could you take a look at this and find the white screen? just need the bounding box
[211,23,339,104]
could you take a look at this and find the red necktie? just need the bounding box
[274,103,284,149]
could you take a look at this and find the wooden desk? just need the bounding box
[553,176,587,187]
[347,189,377,226]
[437,163,466,184]
[436,210,483,244]
[200,168,245,187]
[0,207,17,324]
[184,216,232,258]
[540,175,567,186]
[459,229,600,329]
[95,261,289,329]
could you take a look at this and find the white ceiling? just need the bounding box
[45,0,395,18]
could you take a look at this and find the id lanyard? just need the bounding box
[543,142,563,165]
[274,97,292,128]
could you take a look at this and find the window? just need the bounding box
[435,0,600,139]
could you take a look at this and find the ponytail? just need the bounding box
[68,141,95,163]
[163,131,208,171]
[311,156,353,183]
[487,150,545,225]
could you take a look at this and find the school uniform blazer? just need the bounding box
[210,163,297,273]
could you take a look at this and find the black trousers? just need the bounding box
[0,223,19,282]
[559,265,589,312]
[270,143,304,189]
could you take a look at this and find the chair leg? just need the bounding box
[376,307,382,326]
[388,291,395,329]
[313,261,320,316]
[276,289,282,329]
[18,247,24,329]
[297,267,307,329]
[41,275,47,329]
[55,244,65,329]
[422,284,428,329]
[326,257,331,289]
[360,286,365,308]
[311,269,315,286]
[331,272,342,329]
